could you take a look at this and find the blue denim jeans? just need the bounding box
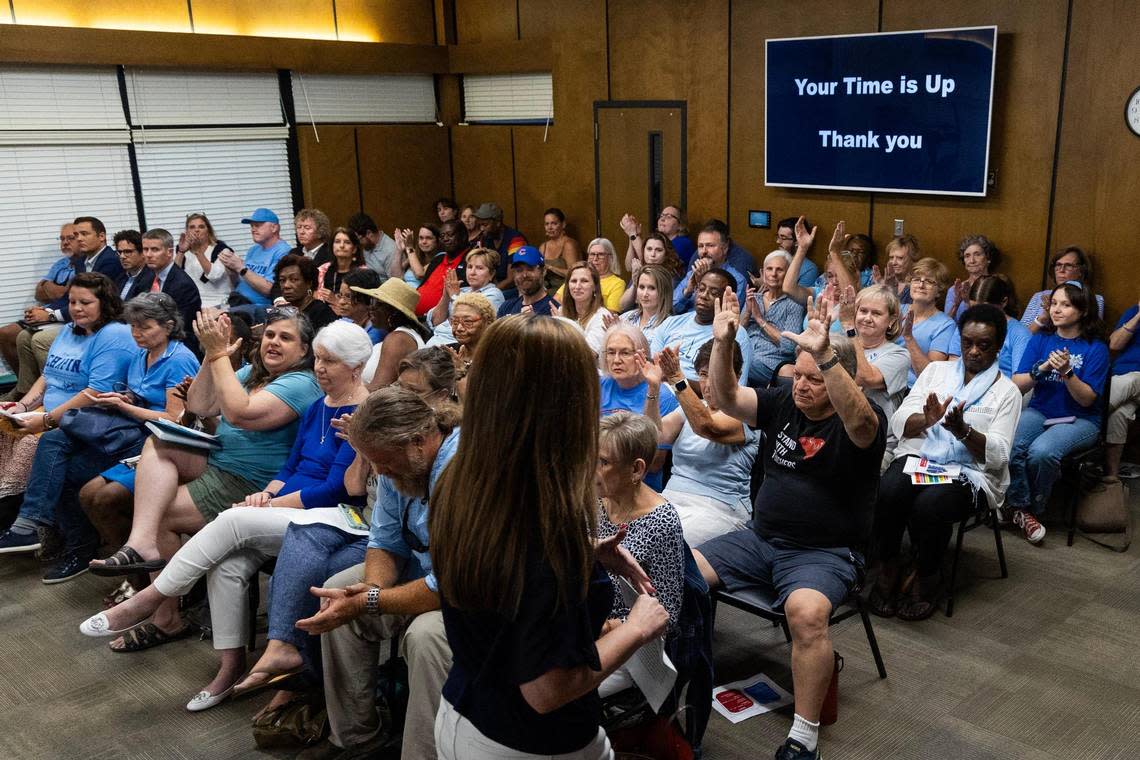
[268,522,367,651]
[18,429,74,528]
[1006,407,1100,515]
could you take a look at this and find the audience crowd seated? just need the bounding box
[0,196,1128,760]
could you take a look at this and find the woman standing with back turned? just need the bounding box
[430,314,667,759]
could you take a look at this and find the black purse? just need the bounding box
[58,406,149,458]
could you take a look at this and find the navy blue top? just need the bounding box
[497,293,559,318]
[1113,306,1140,376]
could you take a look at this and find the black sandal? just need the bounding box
[866,560,901,618]
[109,622,195,653]
[89,545,166,577]
[896,573,941,622]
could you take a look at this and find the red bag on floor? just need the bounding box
[610,714,693,760]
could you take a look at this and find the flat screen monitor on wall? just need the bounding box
[765,26,997,197]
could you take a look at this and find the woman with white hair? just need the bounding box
[559,237,625,312]
[740,249,806,386]
[79,321,373,712]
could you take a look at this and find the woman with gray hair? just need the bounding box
[36,292,202,583]
[740,249,806,386]
[599,322,679,492]
[558,237,625,312]
[79,321,372,711]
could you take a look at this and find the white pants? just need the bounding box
[1108,371,1140,445]
[153,507,295,649]
[434,699,613,760]
[664,488,751,548]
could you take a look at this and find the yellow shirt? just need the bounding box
[557,273,626,312]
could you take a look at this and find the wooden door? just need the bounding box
[595,102,686,276]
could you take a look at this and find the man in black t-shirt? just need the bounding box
[694,291,885,760]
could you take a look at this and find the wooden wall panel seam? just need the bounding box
[1043,0,1075,294]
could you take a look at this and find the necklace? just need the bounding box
[320,403,346,445]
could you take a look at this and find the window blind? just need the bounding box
[0,144,138,326]
[0,66,128,144]
[291,73,437,123]
[124,69,284,127]
[462,73,553,124]
[133,136,296,250]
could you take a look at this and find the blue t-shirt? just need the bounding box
[666,418,759,506]
[650,313,752,385]
[1112,306,1140,376]
[235,239,291,305]
[1017,332,1109,423]
[369,428,460,592]
[796,258,820,289]
[897,307,961,385]
[44,257,75,288]
[126,340,200,411]
[274,398,362,509]
[43,322,135,410]
[208,366,323,485]
[497,293,559,318]
[999,317,1031,378]
[599,376,679,492]
[671,234,695,266]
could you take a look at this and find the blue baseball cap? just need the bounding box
[241,208,280,225]
[510,245,544,267]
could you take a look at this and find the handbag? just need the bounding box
[58,406,148,457]
[250,693,328,749]
[1076,476,1131,552]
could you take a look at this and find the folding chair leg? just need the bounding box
[945,518,968,618]
[855,596,887,679]
[246,578,260,652]
[992,518,1008,578]
[779,618,791,643]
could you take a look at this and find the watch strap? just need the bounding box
[816,351,841,372]
[845,327,857,338]
[365,585,381,615]
[673,379,687,393]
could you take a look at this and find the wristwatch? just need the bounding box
[1029,364,1044,382]
[673,379,688,393]
[629,234,638,240]
[365,585,381,615]
[238,267,249,277]
[817,351,841,372]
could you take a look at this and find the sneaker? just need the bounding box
[36,525,64,562]
[1013,509,1046,544]
[775,738,821,760]
[0,528,41,555]
[42,550,94,584]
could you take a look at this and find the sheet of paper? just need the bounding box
[616,577,677,712]
[711,673,793,724]
[903,455,960,478]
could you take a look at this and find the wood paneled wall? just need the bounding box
[447,0,1138,325]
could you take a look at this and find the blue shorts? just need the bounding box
[698,527,861,610]
[99,463,136,493]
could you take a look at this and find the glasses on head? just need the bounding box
[605,349,637,360]
[910,276,938,287]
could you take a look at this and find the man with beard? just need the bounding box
[496,246,559,317]
[693,290,886,760]
[651,268,752,384]
[294,387,459,760]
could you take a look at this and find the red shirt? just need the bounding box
[416,251,467,316]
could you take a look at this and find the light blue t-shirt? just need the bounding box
[44,257,75,287]
[665,418,759,506]
[650,313,752,386]
[43,322,135,410]
[999,317,1031,378]
[897,307,961,385]
[208,365,323,485]
[369,427,460,593]
[126,340,201,411]
[235,240,291,306]
[672,263,747,314]
[796,258,820,289]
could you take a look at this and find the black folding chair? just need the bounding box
[945,490,1007,617]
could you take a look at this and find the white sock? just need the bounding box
[789,713,819,751]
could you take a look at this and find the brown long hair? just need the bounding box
[430,314,600,615]
[562,261,603,326]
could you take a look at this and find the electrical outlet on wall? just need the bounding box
[893,219,905,236]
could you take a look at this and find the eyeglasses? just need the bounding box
[1054,261,1081,271]
[450,316,483,329]
[910,276,938,287]
[605,349,636,360]
[587,252,608,259]
[116,248,138,256]
[332,291,354,301]
[776,234,795,242]
[658,212,679,221]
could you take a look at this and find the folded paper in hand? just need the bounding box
[616,577,677,712]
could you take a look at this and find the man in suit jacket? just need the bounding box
[291,208,332,268]
[141,228,203,355]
